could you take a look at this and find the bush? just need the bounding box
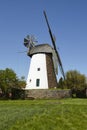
[71,88,87,98]
[11,88,25,99]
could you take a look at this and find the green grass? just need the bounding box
[0,99,87,130]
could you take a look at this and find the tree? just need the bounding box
[58,77,64,89]
[17,76,26,89]
[0,68,26,98]
[0,68,17,93]
[65,70,87,90]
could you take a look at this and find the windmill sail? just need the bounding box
[43,10,65,80]
[24,35,38,55]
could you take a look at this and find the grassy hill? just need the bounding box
[0,99,87,130]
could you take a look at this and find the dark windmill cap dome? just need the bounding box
[27,43,54,56]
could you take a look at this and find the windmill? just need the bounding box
[24,11,65,90]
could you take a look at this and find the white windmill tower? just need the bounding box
[24,11,65,90]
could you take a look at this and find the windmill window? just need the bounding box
[36,79,40,87]
[37,68,40,71]
[29,79,32,82]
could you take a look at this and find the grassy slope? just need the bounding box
[0,99,87,130]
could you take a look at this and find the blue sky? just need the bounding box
[0,0,87,80]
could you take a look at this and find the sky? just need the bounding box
[0,0,87,80]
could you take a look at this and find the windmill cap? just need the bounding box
[27,43,54,56]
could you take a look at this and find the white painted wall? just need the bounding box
[25,53,48,89]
